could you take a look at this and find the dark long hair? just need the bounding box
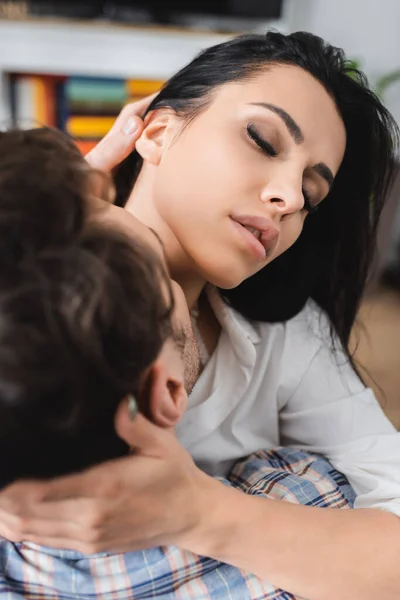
[114,31,399,362]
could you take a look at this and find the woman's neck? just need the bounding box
[171,270,206,311]
[125,179,206,310]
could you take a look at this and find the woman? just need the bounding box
[1,31,400,600]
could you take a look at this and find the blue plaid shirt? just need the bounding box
[0,449,355,599]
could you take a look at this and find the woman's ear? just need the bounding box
[135,109,178,166]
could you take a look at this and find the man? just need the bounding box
[0,124,354,599]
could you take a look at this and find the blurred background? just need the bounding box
[0,0,400,428]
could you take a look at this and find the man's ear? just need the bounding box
[137,361,186,429]
[135,109,178,167]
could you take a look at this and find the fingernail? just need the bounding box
[122,116,139,136]
[128,395,138,420]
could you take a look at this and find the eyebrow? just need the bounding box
[250,102,304,144]
[249,102,334,191]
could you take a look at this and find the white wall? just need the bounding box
[288,0,400,124]
[287,0,400,265]
[0,20,231,125]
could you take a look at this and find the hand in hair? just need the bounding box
[85,94,157,175]
[0,398,209,555]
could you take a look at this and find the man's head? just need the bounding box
[0,127,198,487]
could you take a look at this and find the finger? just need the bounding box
[24,467,104,502]
[0,500,78,539]
[0,497,107,542]
[0,481,48,541]
[32,453,140,501]
[113,93,158,127]
[22,519,164,554]
[23,534,92,553]
[85,93,158,173]
[85,116,143,173]
[0,496,147,552]
[0,479,48,503]
[114,399,172,456]
[23,533,146,555]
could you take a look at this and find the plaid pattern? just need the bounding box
[0,449,355,599]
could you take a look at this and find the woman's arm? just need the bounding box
[1,402,399,600]
[187,475,400,600]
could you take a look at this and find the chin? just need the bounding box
[205,269,249,290]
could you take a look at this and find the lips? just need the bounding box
[230,214,279,259]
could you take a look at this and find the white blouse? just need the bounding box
[176,287,400,517]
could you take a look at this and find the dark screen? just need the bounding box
[28,1,283,21]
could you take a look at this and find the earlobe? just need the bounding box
[135,109,176,167]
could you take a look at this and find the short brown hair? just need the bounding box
[0,127,173,486]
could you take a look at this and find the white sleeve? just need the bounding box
[279,311,400,517]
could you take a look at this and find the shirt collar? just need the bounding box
[207,286,261,346]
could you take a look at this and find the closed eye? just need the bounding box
[247,123,320,216]
[247,123,277,157]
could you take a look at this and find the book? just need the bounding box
[7,73,165,154]
[66,115,117,138]
[66,77,127,104]
[126,79,164,97]
[10,74,64,129]
[13,76,36,128]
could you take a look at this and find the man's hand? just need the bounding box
[85,94,157,174]
[0,399,215,554]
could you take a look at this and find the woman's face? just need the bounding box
[139,64,346,289]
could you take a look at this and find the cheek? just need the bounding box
[154,124,254,222]
[153,144,231,225]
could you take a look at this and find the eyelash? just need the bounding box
[302,189,318,215]
[247,123,277,157]
[246,123,319,216]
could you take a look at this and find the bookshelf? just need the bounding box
[0,0,295,125]
[0,18,232,124]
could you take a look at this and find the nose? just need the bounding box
[260,179,304,218]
